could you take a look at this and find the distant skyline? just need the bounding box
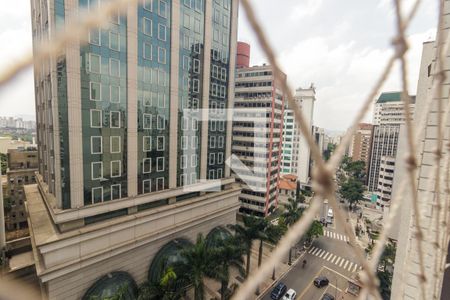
[0,0,438,130]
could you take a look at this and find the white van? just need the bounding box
[327,208,334,219]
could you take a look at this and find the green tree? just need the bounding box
[177,234,216,300]
[0,153,6,174]
[228,216,265,277]
[305,220,324,245]
[281,198,303,264]
[344,160,366,182]
[211,237,245,300]
[138,267,182,300]
[339,177,365,209]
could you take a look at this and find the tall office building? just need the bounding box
[350,123,373,173]
[232,63,285,217]
[280,86,315,186]
[28,0,239,299]
[391,10,450,297]
[367,92,415,209]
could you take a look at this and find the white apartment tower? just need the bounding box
[232,64,285,217]
[367,92,415,209]
[280,86,315,186]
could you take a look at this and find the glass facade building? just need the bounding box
[32,0,237,228]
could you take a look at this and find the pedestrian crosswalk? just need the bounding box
[308,246,361,273]
[324,230,349,242]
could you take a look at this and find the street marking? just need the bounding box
[319,250,327,258]
[330,254,337,263]
[323,252,331,260]
[352,264,358,272]
[348,262,354,271]
[335,257,341,265]
[343,260,349,269]
[297,266,326,300]
[317,249,325,257]
[339,259,345,267]
[312,248,320,255]
[308,246,316,254]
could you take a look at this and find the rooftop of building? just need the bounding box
[279,175,297,190]
[376,92,416,104]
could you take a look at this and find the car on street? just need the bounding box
[281,288,296,300]
[321,292,335,300]
[270,282,287,300]
[313,276,329,288]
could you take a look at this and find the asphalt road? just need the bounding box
[261,200,360,300]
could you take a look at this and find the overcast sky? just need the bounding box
[0,0,438,130]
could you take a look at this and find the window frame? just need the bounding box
[143,17,153,36]
[110,160,122,178]
[110,111,121,128]
[157,157,165,172]
[109,58,120,77]
[89,81,102,101]
[91,161,103,180]
[111,184,121,200]
[143,42,153,60]
[143,158,152,173]
[156,177,164,191]
[90,109,102,128]
[143,179,152,193]
[109,31,120,51]
[89,53,101,74]
[110,136,121,153]
[143,136,152,152]
[91,186,103,204]
[158,23,167,41]
[91,136,103,154]
[143,113,152,129]
[110,85,120,103]
[143,0,153,11]
[158,0,168,18]
[157,135,165,151]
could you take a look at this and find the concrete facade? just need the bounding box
[232,64,285,217]
[391,4,450,296]
[350,123,373,174]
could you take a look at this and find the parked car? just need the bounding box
[281,288,296,300]
[322,292,335,300]
[271,282,287,300]
[314,276,329,288]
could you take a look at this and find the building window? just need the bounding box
[109,58,120,77]
[143,179,151,193]
[111,184,121,200]
[143,136,152,152]
[143,113,152,129]
[91,136,102,154]
[143,91,152,107]
[157,115,166,130]
[181,136,188,150]
[158,24,167,41]
[110,160,121,177]
[158,0,168,18]
[158,69,166,86]
[194,18,200,33]
[191,154,197,167]
[91,162,103,180]
[181,155,187,169]
[158,47,166,64]
[180,174,187,185]
[217,168,223,178]
[143,42,152,60]
[143,158,151,173]
[183,13,190,28]
[89,82,101,101]
[193,59,200,74]
[210,136,216,148]
[158,93,166,108]
[208,169,215,179]
[217,152,224,164]
[157,136,165,150]
[143,0,153,11]
[218,136,224,148]
[195,0,203,11]
[110,136,121,153]
[89,28,101,45]
[184,0,192,8]
[90,109,102,128]
[109,31,120,51]
[143,17,152,36]
[209,153,215,165]
[157,157,165,171]
[190,173,197,184]
[89,53,101,73]
[192,78,200,92]
[192,118,198,130]
[156,177,164,191]
[192,136,198,148]
[92,187,103,203]
[110,85,120,103]
[110,111,121,128]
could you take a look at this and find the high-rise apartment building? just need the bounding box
[367,92,415,209]
[28,0,240,299]
[391,12,450,297]
[232,63,285,217]
[5,148,38,232]
[350,123,373,173]
[280,86,315,186]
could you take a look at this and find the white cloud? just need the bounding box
[288,0,323,22]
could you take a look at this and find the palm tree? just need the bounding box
[266,223,287,280]
[228,215,265,277]
[281,198,303,264]
[211,237,245,300]
[138,267,182,300]
[176,234,215,300]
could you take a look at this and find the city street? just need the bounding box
[261,200,361,300]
